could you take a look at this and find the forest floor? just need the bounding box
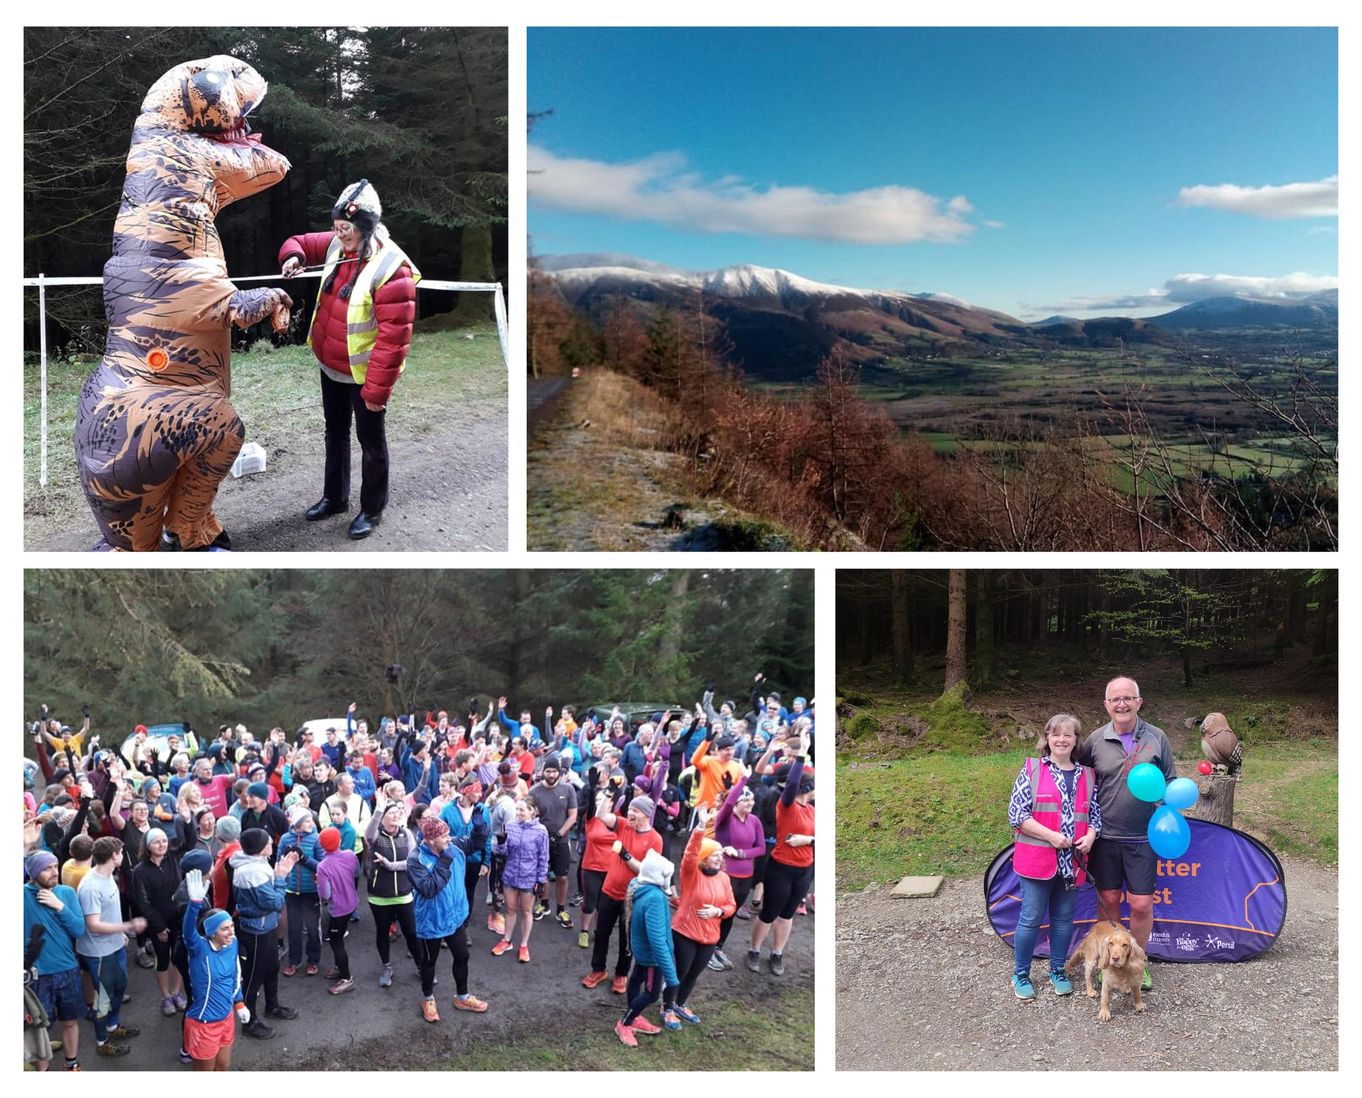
[527,371,801,551]
[74,898,815,1072]
[23,325,507,552]
[836,647,1338,1070]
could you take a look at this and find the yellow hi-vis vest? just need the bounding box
[308,235,423,384]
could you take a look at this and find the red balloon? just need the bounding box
[1198,760,1213,776]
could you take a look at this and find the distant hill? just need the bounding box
[1150,291,1338,331]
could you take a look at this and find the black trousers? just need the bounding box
[590,892,631,976]
[623,964,662,1025]
[369,900,418,966]
[464,860,482,914]
[326,913,351,980]
[237,926,281,1014]
[663,930,715,1009]
[717,874,755,949]
[417,926,470,997]
[319,369,388,515]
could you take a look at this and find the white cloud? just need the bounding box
[528,145,975,244]
[981,219,1006,229]
[1176,175,1337,218]
[1040,271,1338,314]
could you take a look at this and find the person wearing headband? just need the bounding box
[180,868,249,1070]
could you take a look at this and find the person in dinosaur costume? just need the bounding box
[74,56,293,552]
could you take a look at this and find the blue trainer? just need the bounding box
[1012,973,1036,1000]
[1049,969,1073,996]
[673,1004,701,1024]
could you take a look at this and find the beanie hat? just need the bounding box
[239,828,269,856]
[25,850,58,878]
[332,179,382,239]
[216,816,242,843]
[288,804,312,829]
[419,815,449,842]
[628,795,655,821]
[698,837,723,862]
[141,777,160,794]
[318,827,342,853]
[134,724,148,736]
[715,735,736,751]
[542,756,561,773]
[283,791,302,809]
[736,785,756,802]
[145,827,168,847]
[180,849,213,876]
[246,781,269,801]
[202,909,232,938]
[636,848,673,889]
[798,775,816,794]
[497,761,514,775]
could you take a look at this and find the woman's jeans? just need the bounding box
[1013,874,1076,977]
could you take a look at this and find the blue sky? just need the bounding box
[528,27,1337,319]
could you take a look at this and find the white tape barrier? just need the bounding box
[22,272,510,487]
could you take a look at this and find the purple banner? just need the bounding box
[984,819,1287,963]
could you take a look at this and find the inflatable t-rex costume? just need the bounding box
[75,56,292,551]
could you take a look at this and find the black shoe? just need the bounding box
[242,1019,275,1040]
[348,511,382,539]
[161,528,231,551]
[306,497,349,521]
[264,1004,298,1020]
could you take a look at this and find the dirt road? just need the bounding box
[85,899,815,1071]
[835,852,1336,1070]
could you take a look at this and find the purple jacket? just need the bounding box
[715,773,765,879]
[315,850,360,917]
[497,819,548,891]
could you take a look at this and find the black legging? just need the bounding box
[663,930,715,1010]
[581,868,607,917]
[622,964,663,1025]
[717,874,755,949]
[149,924,178,971]
[369,900,418,966]
[417,927,470,997]
[489,850,507,912]
[237,926,281,1015]
[590,892,631,976]
[463,860,482,914]
[759,859,814,923]
[326,913,351,981]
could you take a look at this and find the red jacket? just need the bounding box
[277,231,415,408]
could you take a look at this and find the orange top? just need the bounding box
[691,738,744,810]
[671,826,736,945]
[602,818,663,902]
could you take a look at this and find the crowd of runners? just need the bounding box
[22,681,815,1068]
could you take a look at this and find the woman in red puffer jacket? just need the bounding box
[278,180,420,540]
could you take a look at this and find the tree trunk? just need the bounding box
[973,572,994,687]
[450,223,496,325]
[657,571,690,677]
[1186,772,1237,827]
[891,571,913,684]
[944,569,967,692]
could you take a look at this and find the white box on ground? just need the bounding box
[231,441,267,478]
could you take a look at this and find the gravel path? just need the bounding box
[835,853,1337,1071]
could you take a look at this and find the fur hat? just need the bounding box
[332,179,382,239]
[635,848,673,889]
[318,827,342,853]
[239,828,269,856]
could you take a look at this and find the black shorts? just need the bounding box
[1089,837,1158,895]
[547,833,571,877]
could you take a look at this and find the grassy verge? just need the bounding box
[427,988,814,1071]
[837,737,1338,891]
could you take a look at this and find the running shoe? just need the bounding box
[796,902,808,916]
[1142,966,1154,991]
[747,950,762,972]
[614,1019,639,1047]
[707,955,726,972]
[661,1010,682,1031]
[65,1061,83,1071]
[171,991,187,1011]
[769,952,785,976]
[389,924,399,939]
[305,963,319,976]
[135,948,155,969]
[734,907,751,921]
[242,1019,275,1040]
[179,1048,193,1064]
[491,939,514,956]
[582,970,609,989]
[673,1004,701,1024]
[329,978,355,995]
[1012,973,1036,1000]
[453,994,489,1012]
[630,1015,661,1035]
[323,967,342,980]
[533,901,547,921]
[264,1005,297,1020]
[570,893,583,907]
[610,975,628,995]
[422,998,440,1023]
[106,1024,140,1038]
[1049,970,1073,996]
[518,945,531,963]
[96,1042,129,1058]
[282,964,298,977]
[714,948,734,971]
[160,996,176,1016]
[379,964,394,988]
[490,913,506,936]
[578,930,590,949]
[556,910,573,930]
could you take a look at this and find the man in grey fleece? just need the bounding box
[1075,675,1176,990]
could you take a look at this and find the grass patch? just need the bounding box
[428,988,815,1071]
[1233,738,1338,866]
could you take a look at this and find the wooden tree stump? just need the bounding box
[1185,771,1238,826]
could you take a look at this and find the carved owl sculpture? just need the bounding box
[1200,712,1243,777]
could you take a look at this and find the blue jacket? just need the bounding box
[277,830,322,894]
[399,749,438,804]
[346,764,377,804]
[628,883,678,986]
[620,741,649,781]
[227,851,286,933]
[406,840,469,939]
[497,709,542,747]
[183,899,243,1022]
[23,882,86,975]
[439,800,493,866]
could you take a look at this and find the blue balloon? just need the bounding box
[1164,777,1200,811]
[1127,762,1167,804]
[1147,804,1191,859]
